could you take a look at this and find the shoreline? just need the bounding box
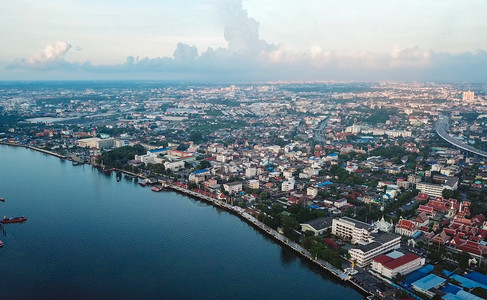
[0,142,372,298]
[166,183,372,298]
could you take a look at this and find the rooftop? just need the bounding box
[340,216,373,230]
[301,217,334,231]
[411,274,445,291]
[149,148,170,153]
[383,253,420,270]
[371,232,401,244]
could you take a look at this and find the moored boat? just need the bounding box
[151,186,163,192]
[2,216,27,224]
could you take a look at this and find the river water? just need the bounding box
[0,145,362,299]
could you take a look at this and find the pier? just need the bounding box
[27,146,68,159]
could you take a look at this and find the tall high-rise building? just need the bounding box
[462,90,475,102]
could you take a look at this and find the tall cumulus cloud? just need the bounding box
[9,41,74,70]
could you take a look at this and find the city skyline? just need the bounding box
[1,0,487,81]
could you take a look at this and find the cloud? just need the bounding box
[9,41,73,70]
[173,43,198,61]
[217,0,275,55]
[5,1,487,82]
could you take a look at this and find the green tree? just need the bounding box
[281,216,300,242]
[259,192,269,200]
[302,236,314,250]
[177,143,188,151]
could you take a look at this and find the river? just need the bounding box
[0,145,363,299]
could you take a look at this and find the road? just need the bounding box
[435,114,487,158]
[314,117,329,144]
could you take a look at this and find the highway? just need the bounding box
[435,115,487,158]
[314,117,329,144]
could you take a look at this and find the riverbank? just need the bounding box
[0,142,68,159]
[1,144,366,299]
[1,143,372,298]
[166,183,373,298]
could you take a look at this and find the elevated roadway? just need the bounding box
[435,115,487,158]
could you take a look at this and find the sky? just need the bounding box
[1,0,486,82]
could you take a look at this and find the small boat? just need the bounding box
[0,198,4,202]
[2,216,27,224]
[102,168,116,174]
[151,186,163,192]
[0,240,3,247]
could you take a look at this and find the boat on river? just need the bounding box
[2,216,27,224]
[151,186,163,192]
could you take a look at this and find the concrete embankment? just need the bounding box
[0,142,68,159]
[27,146,68,159]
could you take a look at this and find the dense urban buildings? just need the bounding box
[1,80,487,299]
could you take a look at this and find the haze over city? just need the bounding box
[1,0,487,81]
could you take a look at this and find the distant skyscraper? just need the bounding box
[462,90,475,102]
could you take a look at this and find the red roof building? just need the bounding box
[395,220,418,237]
[371,252,425,279]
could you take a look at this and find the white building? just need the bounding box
[334,198,348,208]
[416,182,444,197]
[349,233,401,267]
[300,217,333,236]
[77,138,115,149]
[332,217,373,244]
[281,180,295,192]
[114,139,129,148]
[164,160,185,171]
[371,251,425,279]
[135,148,170,164]
[283,169,295,180]
[223,182,243,194]
[307,186,318,199]
[416,177,459,198]
[216,153,232,163]
[247,179,259,190]
[245,167,257,178]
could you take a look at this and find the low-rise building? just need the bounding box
[247,179,259,190]
[416,177,458,198]
[307,186,318,199]
[223,182,243,194]
[164,160,185,171]
[371,252,425,279]
[349,233,401,267]
[300,217,333,236]
[245,167,257,178]
[281,180,295,192]
[332,217,373,244]
[77,137,115,149]
[416,182,445,198]
[395,219,418,237]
